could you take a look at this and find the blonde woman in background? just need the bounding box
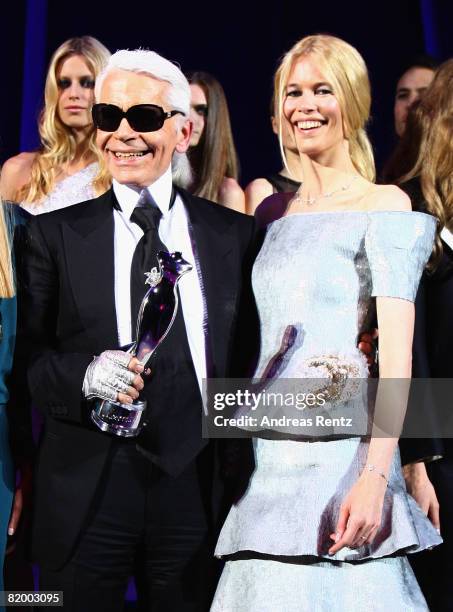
[211,35,441,611]
[0,36,110,213]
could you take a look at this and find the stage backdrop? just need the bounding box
[2,0,452,184]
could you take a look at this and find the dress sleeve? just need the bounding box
[365,211,436,302]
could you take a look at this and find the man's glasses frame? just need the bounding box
[92,103,185,132]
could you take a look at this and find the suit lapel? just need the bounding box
[62,190,119,350]
[181,191,240,377]
[61,187,241,369]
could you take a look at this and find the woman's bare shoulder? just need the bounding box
[1,152,37,199]
[245,178,273,215]
[365,183,412,212]
[3,152,37,173]
[219,177,245,213]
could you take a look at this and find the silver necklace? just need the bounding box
[294,175,359,206]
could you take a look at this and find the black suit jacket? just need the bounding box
[399,178,453,463]
[412,237,453,461]
[17,187,257,569]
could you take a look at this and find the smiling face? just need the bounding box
[189,83,208,147]
[283,55,346,165]
[394,66,434,137]
[96,69,191,187]
[57,54,95,130]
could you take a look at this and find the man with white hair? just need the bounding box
[21,49,255,611]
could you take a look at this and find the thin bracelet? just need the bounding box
[365,464,388,485]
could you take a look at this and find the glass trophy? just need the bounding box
[91,251,192,437]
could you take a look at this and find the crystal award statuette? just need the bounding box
[91,251,192,437]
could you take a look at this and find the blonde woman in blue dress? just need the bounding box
[211,35,441,611]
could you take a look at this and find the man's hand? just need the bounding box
[117,356,145,405]
[82,350,145,405]
[403,462,440,532]
[357,329,378,366]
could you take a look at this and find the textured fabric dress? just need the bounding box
[20,162,98,215]
[211,209,442,612]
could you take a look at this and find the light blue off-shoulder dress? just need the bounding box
[211,211,442,612]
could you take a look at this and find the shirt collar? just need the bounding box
[112,165,173,219]
[441,226,453,251]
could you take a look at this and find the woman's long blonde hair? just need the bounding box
[274,34,375,182]
[400,59,453,257]
[20,36,110,204]
[0,204,14,298]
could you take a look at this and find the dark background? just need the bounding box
[1,0,452,184]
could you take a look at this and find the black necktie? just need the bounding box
[130,191,168,340]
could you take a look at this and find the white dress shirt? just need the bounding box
[112,166,206,393]
[441,227,453,252]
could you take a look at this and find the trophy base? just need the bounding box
[91,398,147,437]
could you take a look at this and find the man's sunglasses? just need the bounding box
[92,103,185,132]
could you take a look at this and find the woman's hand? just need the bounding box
[403,462,440,532]
[6,462,33,553]
[328,469,387,554]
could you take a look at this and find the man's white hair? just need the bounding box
[95,49,190,115]
[95,49,192,187]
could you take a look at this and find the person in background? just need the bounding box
[0,198,33,611]
[383,55,438,183]
[396,59,453,612]
[185,71,245,212]
[0,202,16,611]
[245,97,302,215]
[393,55,438,138]
[0,36,110,213]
